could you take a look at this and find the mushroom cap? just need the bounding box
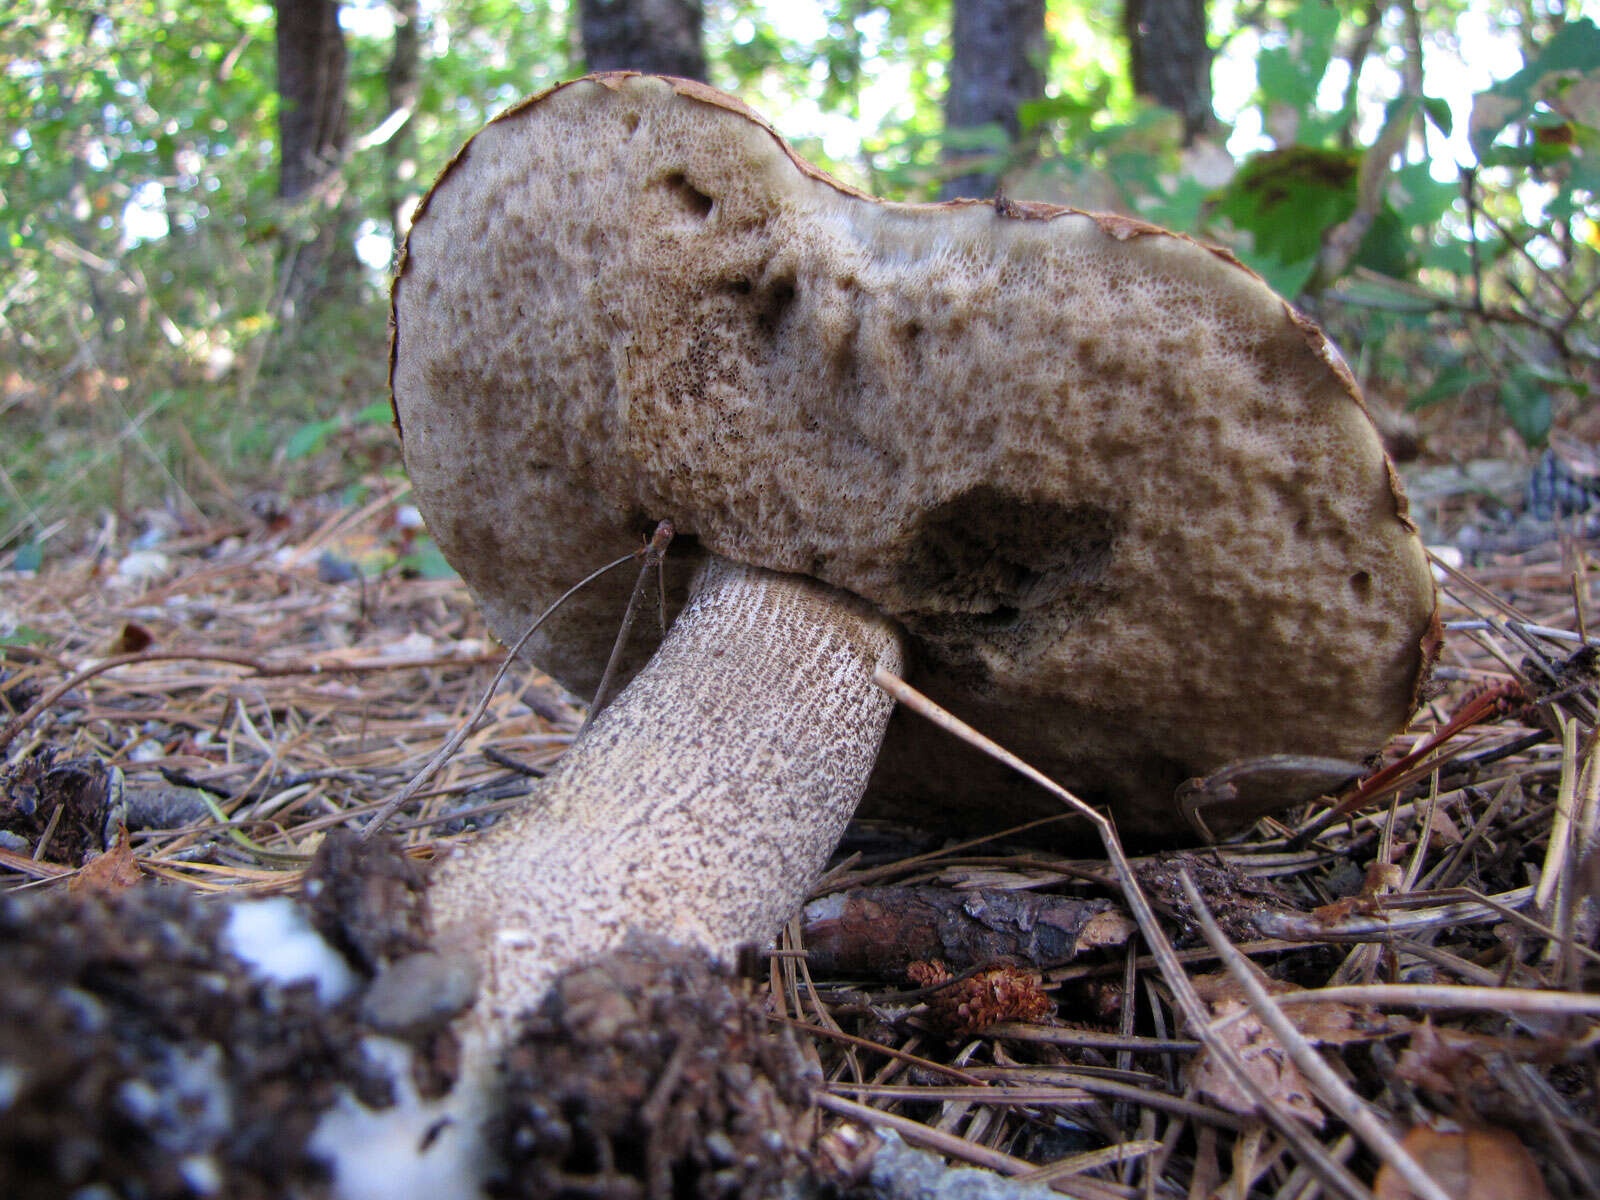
[391,73,1439,840]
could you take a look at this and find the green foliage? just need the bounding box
[1196,6,1596,446]
[1212,147,1362,296]
[0,0,570,546]
[1254,0,1345,139]
[285,400,394,460]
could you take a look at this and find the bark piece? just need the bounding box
[801,886,1114,979]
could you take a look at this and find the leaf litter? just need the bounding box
[0,489,1596,1199]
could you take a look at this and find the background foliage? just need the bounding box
[1,0,1596,557]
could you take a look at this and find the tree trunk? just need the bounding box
[1123,0,1215,144]
[385,0,421,264]
[580,0,706,81]
[941,0,1047,200]
[274,0,357,321]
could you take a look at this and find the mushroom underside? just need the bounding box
[392,73,1437,840]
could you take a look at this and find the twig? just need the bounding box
[360,549,638,838]
[1252,884,1537,942]
[872,668,1376,1200]
[1263,982,1600,1017]
[579,520,673,733]
[817,1093,1124,1200]
[1178,867,1453,1200]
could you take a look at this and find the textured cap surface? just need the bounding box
[391,73,1438,838]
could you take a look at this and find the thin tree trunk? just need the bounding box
[941,0,1047,200]
[274,0,357,321]
[580,0,706,81]
[385,0,421,263]
[1123,0,1215,144]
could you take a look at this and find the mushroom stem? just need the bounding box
[429,554,906,1041]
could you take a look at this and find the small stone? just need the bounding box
[113,550,171,583]
[359,952,480,1035]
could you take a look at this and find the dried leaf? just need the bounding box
[1421,804,1464,847]
[69,827,143,895]
[1186,969,1396,1127]
[1193,970,1395,1046]
[1374,1126,1550,1200]
[1389,1022,1565,1106]
[108,621,154,655]
[1188,974,1321,1125]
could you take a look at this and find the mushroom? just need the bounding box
[391,73,1437,1039]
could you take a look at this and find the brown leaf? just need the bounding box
[1186,969,1397,1127]
[1192,970,1395,1046]
[1188,972,1321,1125]
[69,826,144,895]
[1373,1126,1550,1200]
[108,621,154,655]
[1421,804,1464,847]
[1395,1023,1482,1097]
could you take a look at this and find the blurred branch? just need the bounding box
[1331,268,1599,364]
[1312,98,1413,289]
[1335,0,1381,149]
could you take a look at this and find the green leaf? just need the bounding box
[1353,208,1414,279]
[1417,238,1475,275]
[0,624,52,647]
[1255,1,1342,124]
[285,417,339,460]
[1329,276,1435,312]
[1498,371,1554,445]
[400,541,456,581]
[10,540,43,572]
[1495,18,1600,103]
[1471,17,1600,155]
[1239,253,1319,302]
[354,400,394,425]
[1389,163,1459,228]
[1211,147,1360,285]
[1421,95,1453,138]
[1408,364,1490,411]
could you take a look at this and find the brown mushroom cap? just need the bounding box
[391,72,1438,840]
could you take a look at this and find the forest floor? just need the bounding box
[1,435,1597,1197]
